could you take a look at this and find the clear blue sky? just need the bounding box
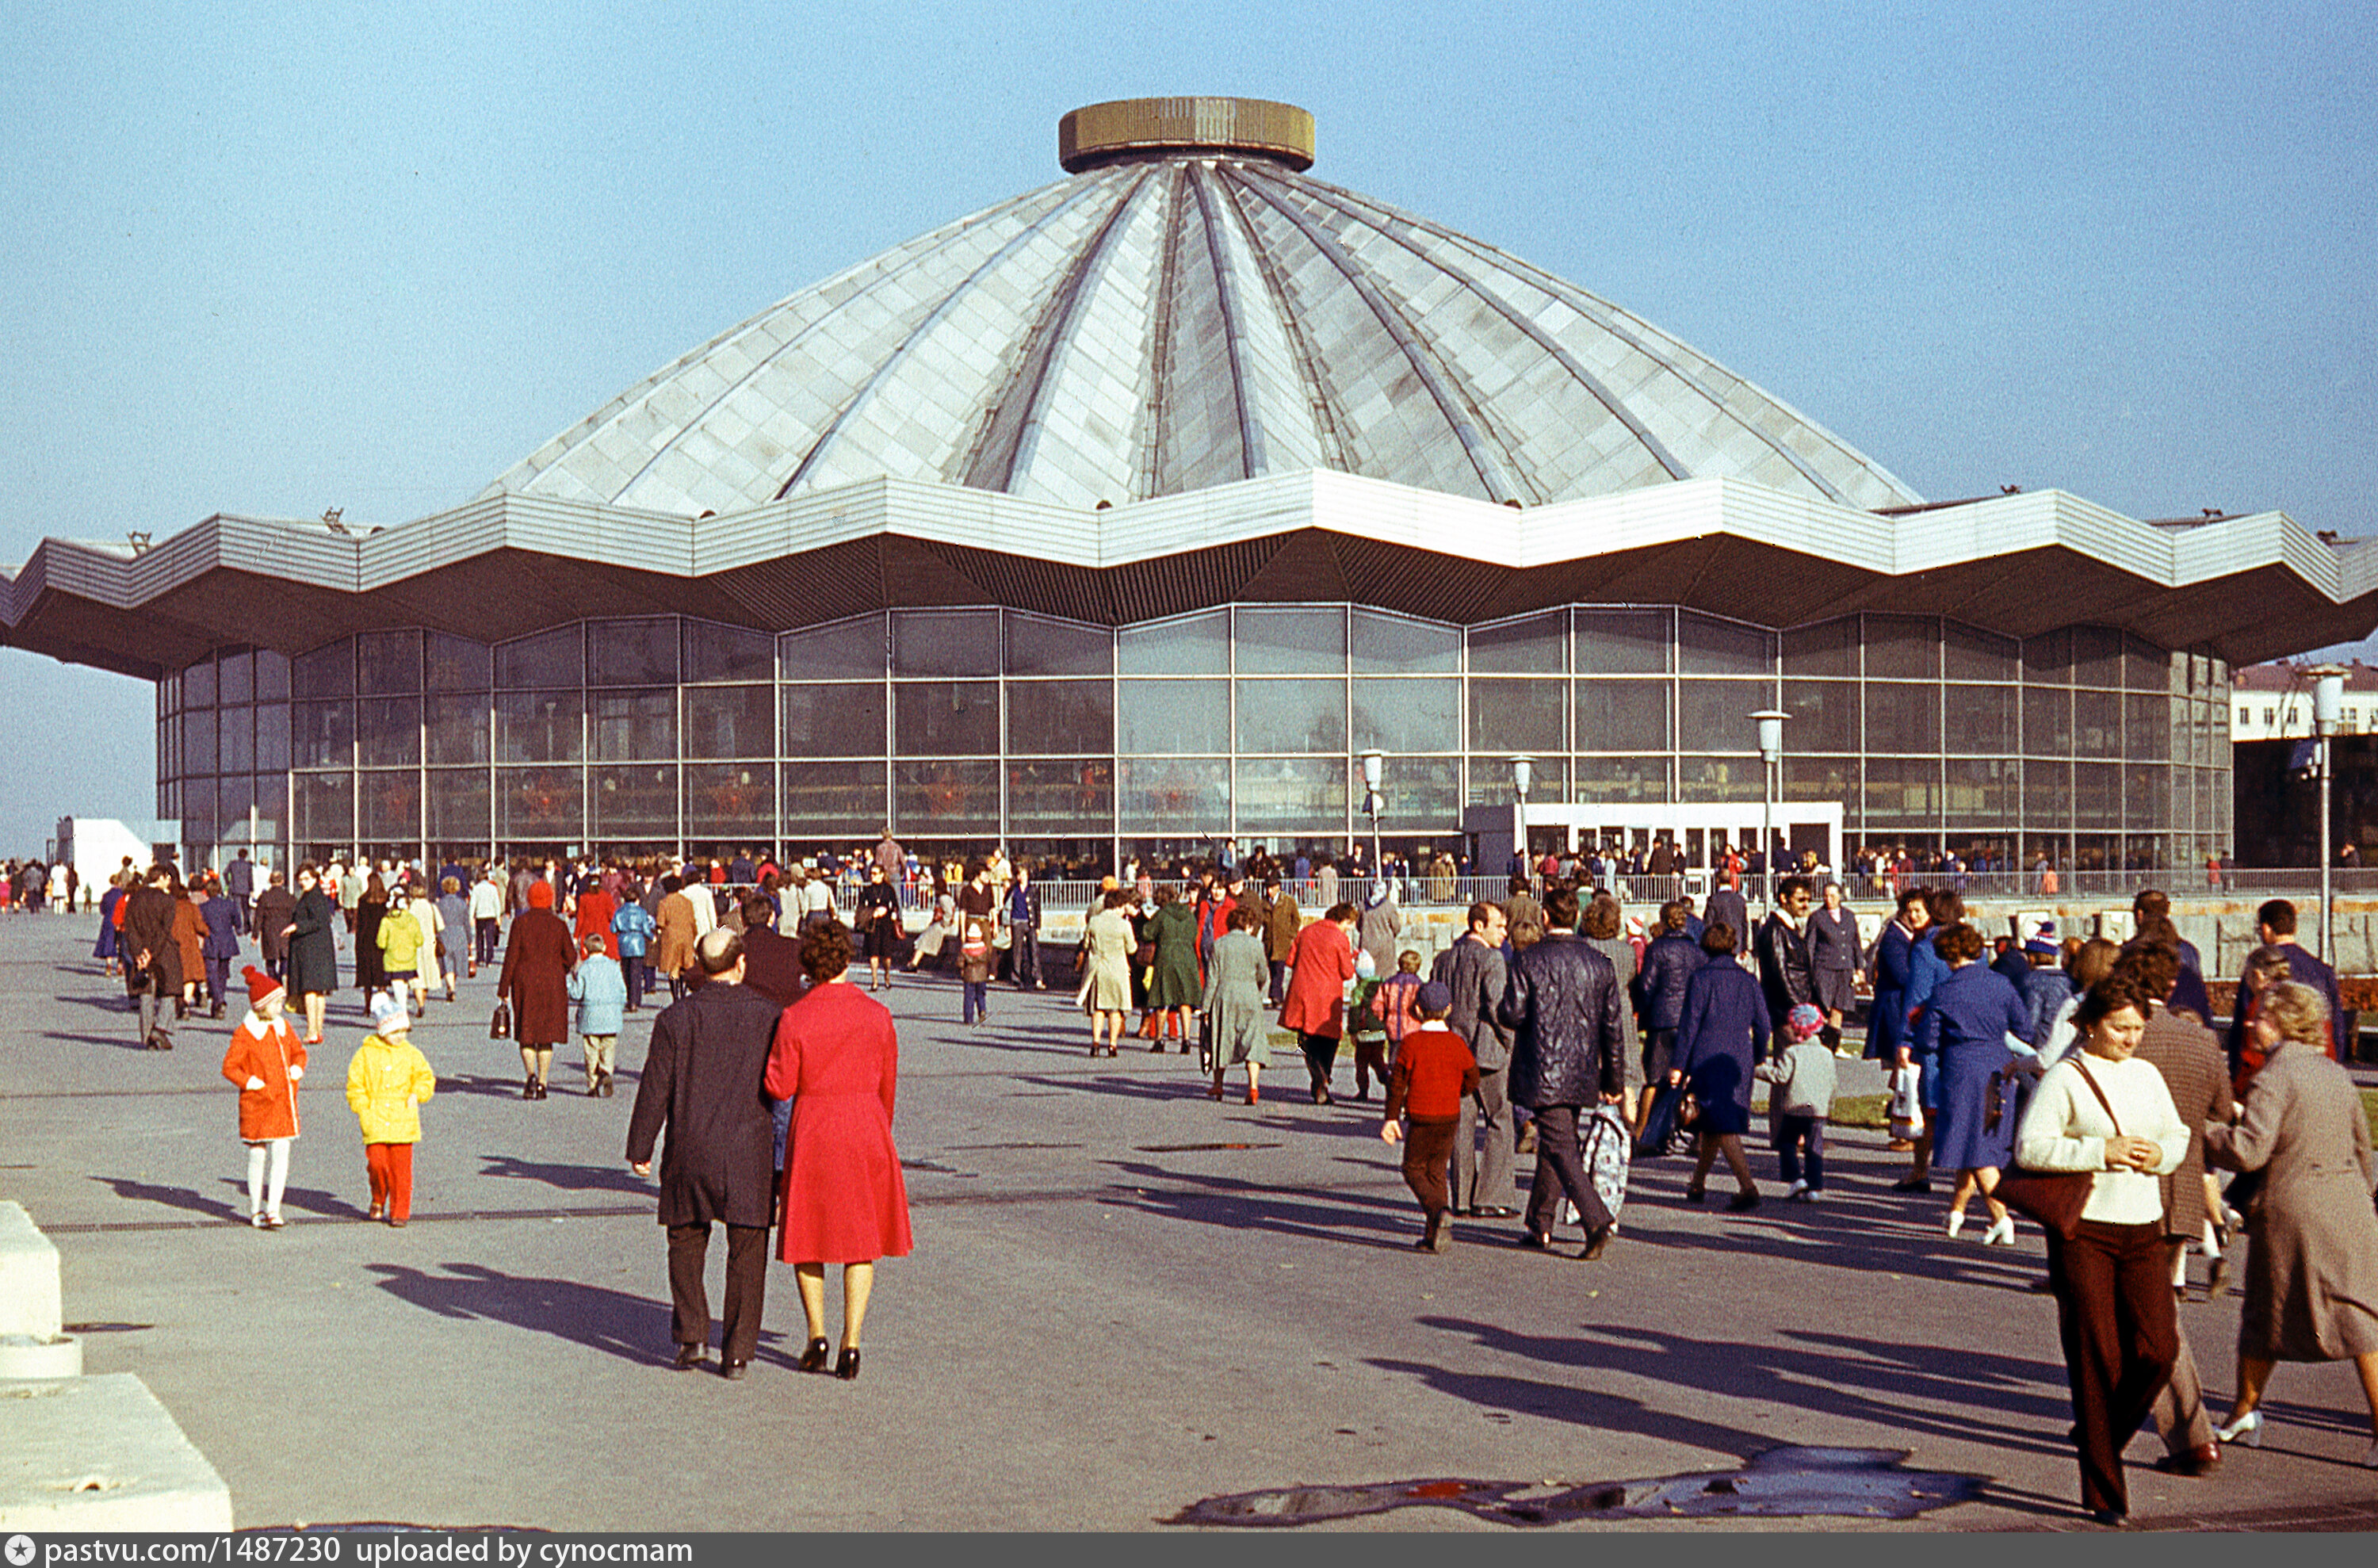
[4,0,2374,853]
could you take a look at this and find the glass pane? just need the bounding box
[1118,611,1228,675]
[219,706,254,774]
[254,772,287,839]
[2125,693,2170,761]
[783,683,887,758]
[1676,612,1772,677]
[1680,755,1764,803]
[2072,626,2124,687]
[1863,615,1939,680]
[1467,757,1565,807]
[683,685,774,759]
[184,656,216,708]
[1944,684,2017,755]
[887,610,996,678]
[1780,618,1856,678]
[893,681,999,756]
[1235,756,1348,833]
[356,630,422,694]
[426,694,491,767]
[1469,678,1565,753]
[495,766,585,842]
[1376,756,1459,828]
[1118,679,1229,755]
[593,689,676,762]
[1946,757,2019,826]
[894,759,1000,835]
[1006,614,1111,677]
[591,763,678,839]
[358,770,422,841]
[219,650,254,706]
[588,619,678,687]
[1468,613,1565,675]
[1007,759,1113,829]
[1118,757,1229,832]
[2023,628,2075,685]
[1573,757,1672,805]
[684,762,776,838]
[1786,755,1854,806]
[181,774,218,836]
[1864,682,1940,754]
[292,701,350,769]
[1864,758,1941,828]
[426,633,491,691]
[255,650,291,702]
[1236,678,1347,753]
[357,697,422,768]
[682,619,775,684]
[2025,685,2072,754]
[426,768,491,844]
[1007,679,1112,755]
[2074,759,2121,828]
[1574,608,1672,675]
[782,761,889,836]
[2125,763,2169,829]
[218,774,256,836]
[495,690,584,763]
[1944,622,2018,683]
[2028,759,2074,826]
[1351,679,1460,754]
[1677,679,1772,752]
[1780,679,1855,754]
[1575,679,1669,752]
[256,704,292,772]
[296,772,353,843]
[1235,606,1344,675]
[781,615,885,680]
[496,625,584,690]
[2074,689,2122,754]
[1351,610,1459,674]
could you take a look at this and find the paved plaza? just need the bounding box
[6,915,2378,1532]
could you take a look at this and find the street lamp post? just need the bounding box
[1509,754,1534,882]
[2312,665,2347,962]
[1752,709,1790,914]
[1359,749,1385,893]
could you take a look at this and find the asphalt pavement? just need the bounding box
[6,916,2378,1532]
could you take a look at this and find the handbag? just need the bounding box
[490,1000,512,1041]
[1994,1056,2120,1241]
[1887,1062,1925,1140]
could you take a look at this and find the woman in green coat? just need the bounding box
[1143,885,1201,1050]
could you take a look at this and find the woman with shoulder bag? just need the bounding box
[2012,975,2188,1526]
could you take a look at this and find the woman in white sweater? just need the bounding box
[2014,975,2189,1528]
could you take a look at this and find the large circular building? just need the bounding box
[6,97,2373,877]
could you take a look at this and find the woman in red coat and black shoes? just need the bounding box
[499,881,577,1100]
[767,919,912,1381]
[1282,903,1360,1104]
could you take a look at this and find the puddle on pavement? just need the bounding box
[1170,1445,1986,1528]
[1134,1142,1284,1153]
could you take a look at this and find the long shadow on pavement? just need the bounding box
[1096,1158,1420,1252]
[92,1174,243,1223]
[362,1259,802,1371]
[476,1155,652,1196]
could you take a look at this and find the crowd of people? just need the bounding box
[68,834,2378,1520]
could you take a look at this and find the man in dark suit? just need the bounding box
[2226,898,2346,1064]
[627,928,783,1379]
[1753,875,1818,1036]
[735,894,805,1011]
[120,866,182,1050]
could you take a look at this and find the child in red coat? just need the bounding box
[1379,981,1478,1252]
[220,966,307,1230]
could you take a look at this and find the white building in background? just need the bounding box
[2231,660,2378,741]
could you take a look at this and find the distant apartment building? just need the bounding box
[2231,660,2378,741]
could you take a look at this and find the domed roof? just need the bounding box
[487,99,1921,515]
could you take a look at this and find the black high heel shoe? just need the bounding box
[834,1346,861,1381]
[797,1337,831,1373]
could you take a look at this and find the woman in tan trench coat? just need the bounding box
[2205,980,2378,1464]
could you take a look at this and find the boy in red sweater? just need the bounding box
[1380,980,1479,1252]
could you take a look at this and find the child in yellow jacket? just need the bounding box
[346,992,436,1226]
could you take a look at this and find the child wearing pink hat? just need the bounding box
[1756,1003,1837,1201]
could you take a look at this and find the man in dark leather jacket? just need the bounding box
[1431,901,1513,1215]
[1754,876,1818,1034]
[1498,885,1626,1257]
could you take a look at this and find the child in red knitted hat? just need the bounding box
[220,966,306,1230]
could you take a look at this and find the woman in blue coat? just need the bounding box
[1668,922,1770,1211]
[94,878,126,974]
[1920,922,2034,1245]
[1864,889,1929,1061]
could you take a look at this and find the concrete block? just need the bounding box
[0,1373,233,1529]
[0,1334,82,1379]
[0,1202,63,1340]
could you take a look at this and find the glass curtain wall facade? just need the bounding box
[158,607,2231,874]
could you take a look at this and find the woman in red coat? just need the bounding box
[1282,902,1360,1105]
[499,881,576,1100]
[220,966,307,1229]
[767,920,912,1382]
